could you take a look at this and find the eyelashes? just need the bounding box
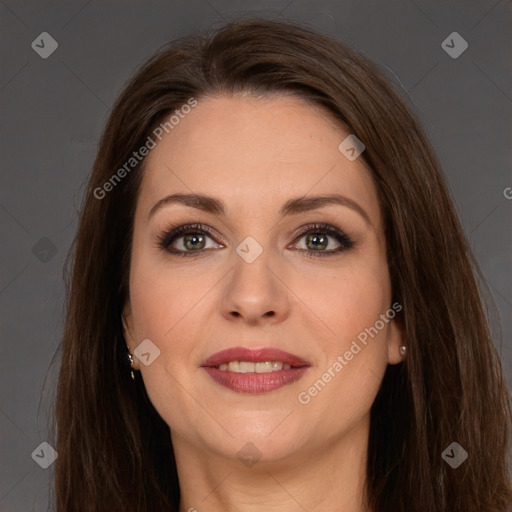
[155,222,355,258]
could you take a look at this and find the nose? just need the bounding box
[220,244,291,326]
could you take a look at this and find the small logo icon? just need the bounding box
[441,442,468,468]
[236,236,263,263]
[441,32,468,59]
[31,32,59,59]
[134,339,161,366]
[31,441,58,469]
[237,442,262,468]
[338,134,365,161]
[32,237,57,262]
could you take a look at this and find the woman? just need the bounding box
[52,17,512,511]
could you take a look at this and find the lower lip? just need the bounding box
[203,366,310,394]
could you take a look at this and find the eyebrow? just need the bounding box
[148,192,371,225]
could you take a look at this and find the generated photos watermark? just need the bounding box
[94,97,198,200]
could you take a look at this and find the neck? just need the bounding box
[174,417,371,512]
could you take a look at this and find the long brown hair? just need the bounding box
[51,17,512,511]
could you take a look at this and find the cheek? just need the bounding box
[127,260,214,432]
[299,258,392,348]
[128,249,215,341]
[294,260,392,420]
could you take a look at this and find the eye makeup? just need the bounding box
[155,221,355,258]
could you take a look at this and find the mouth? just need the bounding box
[201,346,311,394]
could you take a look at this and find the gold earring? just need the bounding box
[122,315,135,380]
[126,347,135,380]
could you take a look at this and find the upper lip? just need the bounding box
[201,347,311,368]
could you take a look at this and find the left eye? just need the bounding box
[295,232,338,251]
[291,224,354,257]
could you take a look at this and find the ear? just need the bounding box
[387,313,405,365]
[122,302,140,370]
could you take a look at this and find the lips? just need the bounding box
[201,347,311,368]
[201,346,311,394]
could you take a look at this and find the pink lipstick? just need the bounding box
[201,347,311,394]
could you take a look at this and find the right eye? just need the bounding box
[157,223,225,257]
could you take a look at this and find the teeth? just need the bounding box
[228,361,240,372]
[217,361,292,373]
[255,361,273,373]
[239,361,255,373]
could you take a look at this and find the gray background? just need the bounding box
[0,0,510,510]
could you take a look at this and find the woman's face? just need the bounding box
[123,94,403,466]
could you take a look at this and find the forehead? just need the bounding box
[138,94,381,229]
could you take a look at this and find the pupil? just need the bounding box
[184,233,205,250]
[307,233,327,250]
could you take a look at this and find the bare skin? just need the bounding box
[123,94,404,512]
